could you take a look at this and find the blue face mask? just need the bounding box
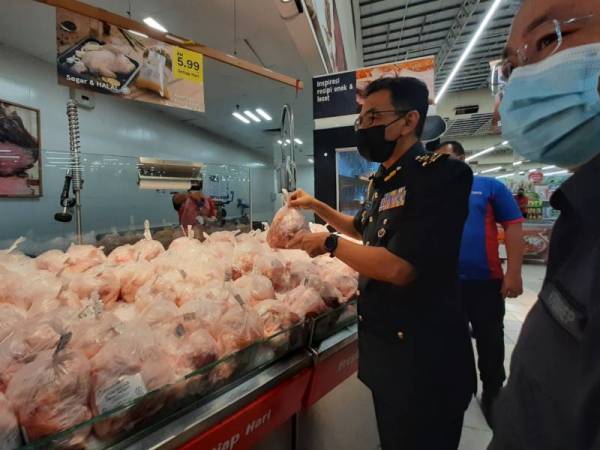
[499,43,600,167]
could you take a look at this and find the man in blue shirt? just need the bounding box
[436,141,524,425]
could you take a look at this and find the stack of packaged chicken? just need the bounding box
[0,208,358,448]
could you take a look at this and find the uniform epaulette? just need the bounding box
[415,152,448,167]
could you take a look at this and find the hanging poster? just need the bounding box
[313,56,435,120]
[56,9,204,112]
[0,101,42,198]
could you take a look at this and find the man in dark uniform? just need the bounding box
[488,1,600,449]
[287,77,475,450]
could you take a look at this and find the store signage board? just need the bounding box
[179,368,312,450]
[313,56,435,122]
[304,339,359,407]
[55,8,205,112]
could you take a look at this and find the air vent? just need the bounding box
[455,105,480,115]
[444,113,498,138]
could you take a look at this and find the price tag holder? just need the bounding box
[173,47,204,83]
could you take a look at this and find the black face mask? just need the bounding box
[355,117,403,163]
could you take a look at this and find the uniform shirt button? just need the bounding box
[383,218,388,225]
[365,241,370,246]
[373,192,379,199]
[358,315,364,322]
[397,331,405,340]
[369,216,373,223]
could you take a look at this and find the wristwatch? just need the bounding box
[324,233,339,257]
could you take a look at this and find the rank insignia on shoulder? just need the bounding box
[416,153,446,167]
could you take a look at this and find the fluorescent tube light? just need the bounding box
[481,166,502,174]
[255,109,272,121]
[542,165,557,170]
[513,161,523,166]
[244,110,261,122]
[308,157,314,164]
[294,138,303,145]
[496,173,515,179]
[232,112,250,124]
[128,30,148,38]
[465,146,496,162]
[545,170,569,176]
[435,0,505,104]
[143,17,168,33]
[277,140,283,145]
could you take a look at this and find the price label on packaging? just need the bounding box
[173,47,203,83]
[95,373,148,414]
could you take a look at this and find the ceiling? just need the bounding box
[358,0,520,94]
[0,0,318,165]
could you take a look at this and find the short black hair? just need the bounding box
[364,77,429,137]
[438,140,465,157]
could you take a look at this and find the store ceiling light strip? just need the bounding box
[255,109,272,121]
[545,169,569,176]
[232,112,251,124]
[542,165,557,171]
[294,138,303,145]
[481,166,502,174]
[512,161,523,166]
[434,0,505,104]
[465,145,497,162]
[496,172,515,179]
[143,17,168,33]
[244,110,261,123]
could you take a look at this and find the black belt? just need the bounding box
[540,280,587,342]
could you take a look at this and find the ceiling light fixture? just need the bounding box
[528,168,539,173]
[128,30,148,38]
[501,141,509,146]
[308,157,314,164]
[143,17,168,33]
[545,169,569,176]
[232,112,250,124]
[285,139,291,144]
[542,165,557,171]
[496,172,515,179]
[294,138,303,145]
[255,109,272,121]
[465,145,497,162]
[518,171,525,175]
[243,110,261,123]
[277,140,283,145]
[434,0,504,104]
[481,166,502,174]
[513,161,523,166]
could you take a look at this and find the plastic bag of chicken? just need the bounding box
[5,333,93,448]
[266,191,309,249]
[0,392,22,450]
[90,322,177,439]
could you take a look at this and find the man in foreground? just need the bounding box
[489,0,600,448]
[288,77,475,450]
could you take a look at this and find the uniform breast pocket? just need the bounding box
[374,207,408,246]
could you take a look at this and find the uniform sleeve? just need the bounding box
[386,162,473,275]
[353,204,366,236]
[491,179,525,225]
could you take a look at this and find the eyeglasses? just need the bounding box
[354,109,408,131]
[491,14,597,95]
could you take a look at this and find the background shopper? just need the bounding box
[436,140,524,425]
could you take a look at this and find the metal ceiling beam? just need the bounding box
[360,0,457,20]
[362,4,459,30]
[436,0,482,75]
[352,0,365,66]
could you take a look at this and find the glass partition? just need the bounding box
[0,149,251,255]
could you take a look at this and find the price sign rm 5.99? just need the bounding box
[173,47,204,83]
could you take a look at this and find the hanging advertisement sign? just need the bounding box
[56,9,205,112]
[313,56,435,120]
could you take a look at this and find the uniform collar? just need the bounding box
[372,141,425,185]
[550,154,600,223]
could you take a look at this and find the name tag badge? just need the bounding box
[379,187,406,212]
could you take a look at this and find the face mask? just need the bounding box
[500,43,600,167]
[356,117,403,163]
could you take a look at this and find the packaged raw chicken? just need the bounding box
[107,244,137,265]
[217,303,264,355]
[6,337,92,447]
[0,392,21,450]
[231,239,262,278]
[61,264,120,307]
[267,192,309,249]
[90,323,177,439]
[253,300,300,337]
[132,220,165,262]
[0,303,26,342]
[253,252,287,292]
[233,273,275,305]
[64,244,106,273]
[34,249,68,273]
[135,46,172,99]
[0,266,62,311]
[114,260,156,303]
[283,284,328,320]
